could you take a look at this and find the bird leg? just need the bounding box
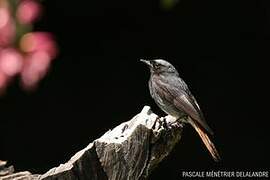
[167,120,183,129]
[158,117,171,130]
[166,115,187,129]
[152,117,162,130]
[152,115,185,130]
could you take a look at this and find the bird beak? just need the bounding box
[140,59,152,67]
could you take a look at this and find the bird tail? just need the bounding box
[188,118,221,162]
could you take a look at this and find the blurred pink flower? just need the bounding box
[0,7,9,27]
[0,70,9,93]
[0,48,9,92]
[0,7,15,46]
[0,48,23,76]
[20,51,51,90]
[16,0,41,24]
[0,0,58,93]
[20,32,58,58]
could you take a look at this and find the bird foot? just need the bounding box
[164,116,184,129]
[152,116,183,131]
[152,117,162,130]
[167,120,183,129]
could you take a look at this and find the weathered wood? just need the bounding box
[0,106,183,180]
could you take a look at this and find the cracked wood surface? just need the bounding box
[0,106,183,180]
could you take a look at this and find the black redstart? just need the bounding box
[141,59,220,162]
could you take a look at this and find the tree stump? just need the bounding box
[0,106,184,180]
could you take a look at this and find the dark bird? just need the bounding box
[141,59,221,162]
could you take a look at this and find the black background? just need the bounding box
[1,0,270,179]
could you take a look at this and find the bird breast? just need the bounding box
[149,75,186,119]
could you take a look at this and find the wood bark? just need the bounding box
[0,106,183,180]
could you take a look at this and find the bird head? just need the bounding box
[140,59,179,76]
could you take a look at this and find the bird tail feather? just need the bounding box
[188,118,221,162]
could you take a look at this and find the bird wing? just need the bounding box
[155,77,214,135]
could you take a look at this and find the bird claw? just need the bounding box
[152,117,161,130]
[152,116,168,130]
[162,117,169,129]
[163,116,183,129]
[152,116,183,131]
[168,120,183,129]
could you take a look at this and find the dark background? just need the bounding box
[1,0,270,179]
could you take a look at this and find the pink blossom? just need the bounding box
[0,7,9,28]
[20,32,58,58]
[0,0,58,93]
[0,7,15,46]
[20,51,51,90]
[16,0,41,24]
[0,48,23,76]
[0,69,9,93]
